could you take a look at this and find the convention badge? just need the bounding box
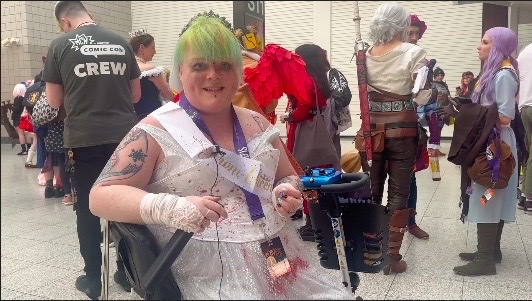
[480,188,495,206]
[260,236,291,279]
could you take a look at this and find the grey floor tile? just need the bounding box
[1,236,42,256]
[2,263,78,293]
[47,232,81,248]
[423,204,464,219]
[16,225,77,242]
[518,224,532,242]
[516,212,532,225]
[3,241,75,264]
[13,293,54,300]
[39,246,84,272]
[386,277,463,300]
[1,256,36,278]
[396,254,466,283]
[0,288,24,300]
[461,264,532,291]
[26,274,131,300]
[356,272,394,297]
[462,281,532,300]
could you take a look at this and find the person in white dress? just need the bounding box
[89,12,355,300]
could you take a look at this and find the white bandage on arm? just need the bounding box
[139,193,204,233]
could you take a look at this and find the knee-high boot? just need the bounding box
[458,220,504,263]
[383,208,415,275]
[25,149,37,168]
[453,223,498,276]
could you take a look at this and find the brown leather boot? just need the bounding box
[383,208,415,275]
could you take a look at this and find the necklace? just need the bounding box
[135,56,147,64]
[77,21,96,28]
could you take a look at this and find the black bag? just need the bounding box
[111,222,192,300]
[23,81,45,107]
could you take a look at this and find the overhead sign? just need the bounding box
[233,1,265,53]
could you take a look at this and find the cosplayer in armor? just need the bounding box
[360,3,431,275]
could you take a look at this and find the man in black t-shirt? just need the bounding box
[42,2,141,299]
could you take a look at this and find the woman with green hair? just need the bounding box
[89,12,354,299]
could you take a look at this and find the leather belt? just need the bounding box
[369,100,415,112]
[371,122,418,130]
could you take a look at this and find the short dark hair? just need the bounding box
[55,1,88,21]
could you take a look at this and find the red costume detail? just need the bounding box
[244,44,313,110]
[19,115,33,132]
[410,14,427,38]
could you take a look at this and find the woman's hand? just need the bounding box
[272,183,303,218]
[185,195,228,232]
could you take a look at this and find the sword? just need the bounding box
[353,1,372,167]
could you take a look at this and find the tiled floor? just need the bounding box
[1,141,531,300]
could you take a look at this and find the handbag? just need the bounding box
[31,92,58,127]
[467,128,516,189]
[292,82,339,168]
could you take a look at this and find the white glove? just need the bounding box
[140,193,205,233]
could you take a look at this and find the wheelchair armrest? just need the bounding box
[140,230,193,299]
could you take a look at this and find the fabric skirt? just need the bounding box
[19,115,33,132]
[149,224,356,300]
[466,127,519,223]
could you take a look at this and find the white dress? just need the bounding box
[137,104,355,300]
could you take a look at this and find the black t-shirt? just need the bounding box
[43,25,141,148]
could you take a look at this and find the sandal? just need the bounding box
[62,194,74,206]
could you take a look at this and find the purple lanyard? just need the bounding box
[179,94,265,221]
[487,128,501,185]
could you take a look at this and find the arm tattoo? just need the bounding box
[275,175,304,192]
[93,127,149,186]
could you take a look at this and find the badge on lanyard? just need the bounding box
[260,236,291,279]
[480,188,495,206]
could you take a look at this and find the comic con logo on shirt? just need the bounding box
[69,34,127,78]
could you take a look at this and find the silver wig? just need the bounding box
[368,2,410,45]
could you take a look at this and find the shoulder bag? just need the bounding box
[292,81,339,168]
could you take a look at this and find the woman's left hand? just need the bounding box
[273,183,303,217]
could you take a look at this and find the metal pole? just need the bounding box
[102,219,110,300]
[331,217,352,291]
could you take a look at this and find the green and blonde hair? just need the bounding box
[169,14,243,92]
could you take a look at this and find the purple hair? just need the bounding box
[472,27,518,105]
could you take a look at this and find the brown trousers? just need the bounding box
[362,137,417,212]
